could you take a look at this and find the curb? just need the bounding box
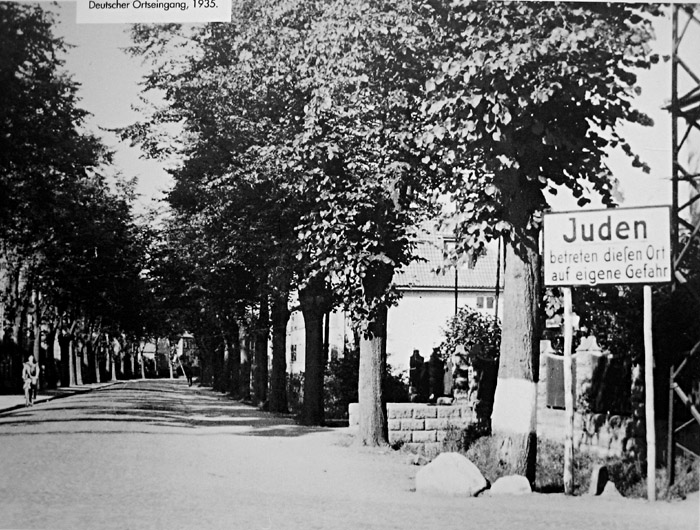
[0,381,120,415]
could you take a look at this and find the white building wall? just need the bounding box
[286,310,305,374]
[286,288,502,376]
[286,309,354,375]
[386,289,502,374]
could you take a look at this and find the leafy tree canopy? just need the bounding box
[418,1,662,256]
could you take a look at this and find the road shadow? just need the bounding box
[0,380,338,439]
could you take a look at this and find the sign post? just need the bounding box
[544,206,671,501]
[643,285,656,501]
[562,287,574,495]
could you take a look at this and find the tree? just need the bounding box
[0,3,152,391]
[125,6,317,405]
[276,0,438,441]
[125,0,437,436]
[418,1,661,480]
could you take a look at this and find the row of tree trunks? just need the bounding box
[204,290,291,413]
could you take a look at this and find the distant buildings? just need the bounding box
[286,236,503,375]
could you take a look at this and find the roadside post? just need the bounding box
[543,205,671,501]
[562,286,574,494]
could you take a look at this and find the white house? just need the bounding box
[387,236,503,372]
[286,236,503,375]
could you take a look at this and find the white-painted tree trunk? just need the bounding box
[491,238,540,482]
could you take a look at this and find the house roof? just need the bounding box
[394,237,503,290]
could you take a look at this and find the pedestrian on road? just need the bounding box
[22,354,39,407]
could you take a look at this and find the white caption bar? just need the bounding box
[76,0,231,23]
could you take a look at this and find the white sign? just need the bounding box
[77,0,232,24]
[543,206,672,287]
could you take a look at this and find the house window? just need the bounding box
[290,344,297,363]
[476,296,494,310]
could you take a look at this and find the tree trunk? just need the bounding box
[86,341,97,384]
[139,343,146,380]
[221,334,231,392]
[168,339,174,380]
[95,341,102,383]
[74,339,84,386]
[299,277,331,426]
[31,291,41,388]
[226,324,241,398]
[239,323,251,400]
[123,349,132,380]
[110,349,117,382]
[212,339,225,392]
[358,305,389,446]
[253,295,269,406]
[45,326,58,389]
[197,338,214,386]
[357,263,394,446]
[323,310,330,361]
[59,332,72,387]
[107,335,117,382]
[269,292,290,413]
[491,223,541,484]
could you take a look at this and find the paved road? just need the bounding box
[0,380,696,530]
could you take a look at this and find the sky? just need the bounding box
[40,2,700,215]
[47,1,174,214]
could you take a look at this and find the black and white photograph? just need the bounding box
[0,1,699,528]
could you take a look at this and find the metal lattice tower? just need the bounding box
[668,3,700,485]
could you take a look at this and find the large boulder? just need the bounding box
[488,475,532,496]
[415,452,488,496]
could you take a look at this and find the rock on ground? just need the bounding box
[589,465,609,496]
[600,482,623,498]
[488,475,532,496]
[415,452,487,496]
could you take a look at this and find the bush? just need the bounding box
[659,453,700,500]
[323,345,409,420]
[533,438,598,494]
[441,422,491,453]
[324,349,359,420]
[383,365,410,403]
[437,306,501,426]
[437,306,501,363]
[288,346,410,421]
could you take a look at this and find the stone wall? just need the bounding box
[389,403,473,451]
[348,402,473,452]
[349,400,630,457]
